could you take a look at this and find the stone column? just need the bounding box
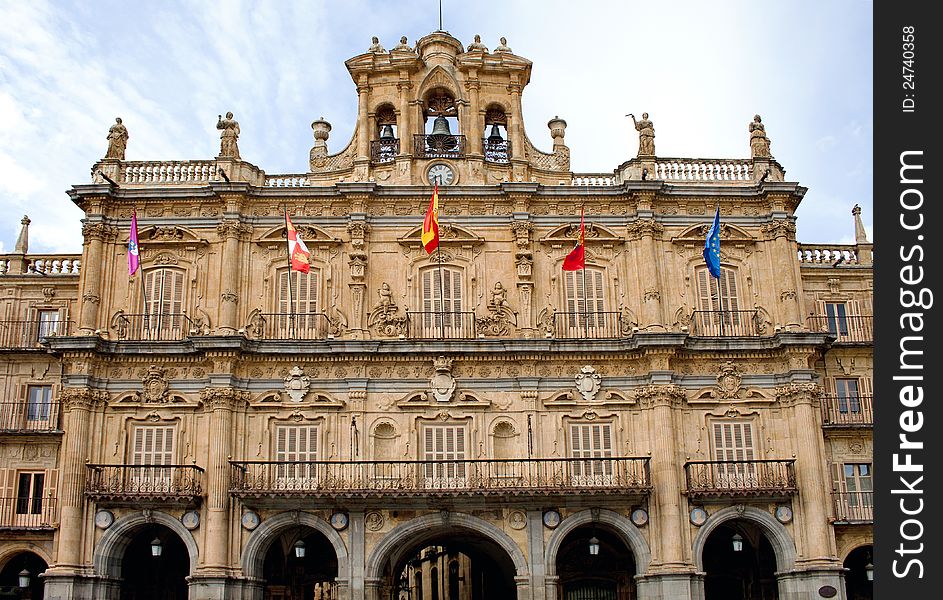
[508,77,525,177]
[763,217,803,329]
[200,387,246,572]
[78,222,110,333]
[356,75,370,160]
[397,79,413,155]
[348,511,366,600]
[53,388,106,567]
[628,218,666,331]
[527,510,546,600]
[465,78,482,156]
[217,219,246,334]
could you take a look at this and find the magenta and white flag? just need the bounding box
[128,209,140,276]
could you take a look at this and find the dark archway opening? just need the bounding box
[703,522,778,600]
[262,527,338,600]
[0,552,48,599]
[843,545,873,600]
[384,530,517,600]
[557,527,636,600]
[120,524,189,600]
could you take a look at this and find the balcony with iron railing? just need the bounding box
[807,315,873,343]
[414,134,467,159]
[0,320,72,349]
[407,311,477,339]
[832,491,873,523]
[688,310,761,337]
[0,400,60,433]
[85,464,204,505]
[111,313,197,341]
[230,457,651,500]
[370,138,400,164]
[482,138,511,164]
[246,312,338,340]
[552,311,629,339]
[684,460,797,499]
[821,395,873,427]
[0,496,57,530]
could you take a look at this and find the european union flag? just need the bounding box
[703,207,721,279]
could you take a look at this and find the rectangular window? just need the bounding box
[564,269,606,329]
[129,425,175,490]
[15,472,45,515]
[274,425,319,486]
[696,267,742,334]
[835,378,861,413]
[277,268,323,338]
[711,421,755,485]
[824,302,849,336]
[143,268,186,336]
[421,268,464,335]
[422,425,467,483]
[26,385,53,421]
[569,422,614,481]
[843,463,873,507]
[37,309,61,338]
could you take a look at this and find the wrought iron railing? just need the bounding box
[482,138,511,163]
[414,134,467,159]
[407,311,477,339]
[832,491,873,522]
[552,311,628,339]
[247,313,336,340]
[0,319,71,349]
[822,394,873,427]
[0,400,60,432]
[689,310,761,337]
[0,496,57,529]
[684,460,797,497]
[85,465,204,500]
[230,457,651,498]
[371,139,400,164]
[807,315,873,343]
[111,313,196,341]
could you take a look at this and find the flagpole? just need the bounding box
[581,263,588,339]
[435,182,445,339]
[284,206,295,339]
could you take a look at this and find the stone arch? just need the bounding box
[93,510,199,578]
[417,66,462,104]
[838,538,873,562]
[241,511,350,581]
[691,505,796,572]
[0,544,51,571]
[364,512,528,580]
[544,509,650,576]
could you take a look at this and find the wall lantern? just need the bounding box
[151,537,163,557]
[588,536,600,556]
[731,533,744,552]
[865,561,874,581]
[294,540,306,558]
[18,569,30,588]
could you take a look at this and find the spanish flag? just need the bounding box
[562,206,586,271]
[421,184,440,254]
[285,212,311,273]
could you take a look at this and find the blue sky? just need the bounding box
[0,0,872,253]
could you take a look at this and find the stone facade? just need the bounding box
[0,31,872,600]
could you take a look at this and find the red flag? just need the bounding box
[285,213,311,273]
[562,207,586,271]
[421,184,440,254]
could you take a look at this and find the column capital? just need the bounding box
[200,387,250,412]
[60,387,109,411]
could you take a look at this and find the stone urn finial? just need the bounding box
[548,116,567,148]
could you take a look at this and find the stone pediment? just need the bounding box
[671,222,756,246]
[138,225,208,246]
[538,223,624,246]
[398,223,484,248]
[393,389,491,409]
[256,224,342,246]
[251,389,346,408]
[543,389,636,407]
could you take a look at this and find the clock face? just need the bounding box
[427,163,455,186]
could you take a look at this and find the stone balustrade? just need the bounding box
[654,158,753,181]
[797,244,859,265]
[265,174,311,187]
[571,173,617,186]
[0,254,81,276]
[113,160,220,184]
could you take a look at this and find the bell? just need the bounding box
[430,115,452,136]
[379,124,394,139]
[487,123,504,143]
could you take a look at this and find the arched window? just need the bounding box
[419,89,463,159]
[483,106,509,163]
[372,104,398,164]
[694,266,743,335]
[276,267,324,338]
[419,266,466,337]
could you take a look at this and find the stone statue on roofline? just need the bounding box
[467,34,488,52]
[217,112,241,159]
[628,112,655,157]
[392,36,413,53]
[494,36,512,53]
[104,117,129,160]
[749,114,772,158]
[368,36,387,53]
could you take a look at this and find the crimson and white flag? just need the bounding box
[285,213,311,273]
